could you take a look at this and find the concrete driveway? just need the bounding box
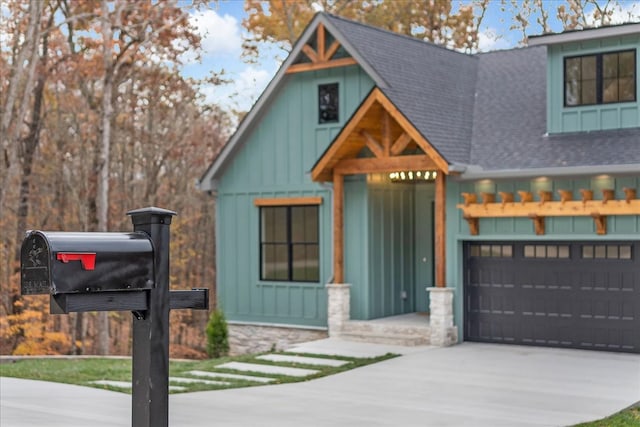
[2,342,639,426]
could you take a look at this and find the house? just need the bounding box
[199,13,640,355]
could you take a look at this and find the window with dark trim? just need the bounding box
[318,83,339,123]
[582,244,632,260]
[260,206,319,282]
[524,244,570,259]
[564,49,636,106]
[469,244,513,258]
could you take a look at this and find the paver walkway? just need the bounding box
[215,361,319,377]
[256,354,349,367]
[86,348,354,391]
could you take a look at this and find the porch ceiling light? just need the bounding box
[389,170,437,183]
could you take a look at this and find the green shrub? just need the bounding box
[205,309,229,358]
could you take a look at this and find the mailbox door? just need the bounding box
[21,232,52,295]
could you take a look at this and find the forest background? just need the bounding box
[1,0,638,358]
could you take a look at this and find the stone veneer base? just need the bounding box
[227,323,328,356]
[427,287,458,347]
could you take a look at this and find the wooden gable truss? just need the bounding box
[286,23,357,74]
[311,88,450,288]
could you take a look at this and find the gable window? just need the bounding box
[259,204,319,282]
[319,83,339,123]
[564,49,636,106]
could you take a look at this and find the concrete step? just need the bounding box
[339,320,430,347]
[338,331,429,347]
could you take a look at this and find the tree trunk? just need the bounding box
[95,0,115,356]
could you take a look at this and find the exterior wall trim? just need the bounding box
[254,197,323,206]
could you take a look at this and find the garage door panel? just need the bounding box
[464,241,640,354]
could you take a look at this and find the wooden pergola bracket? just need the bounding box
[528,214,546,235]
[457,187,639,236]
[591,213,607,235]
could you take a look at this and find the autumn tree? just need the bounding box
[242,0,490,61]
[1,0,230,357]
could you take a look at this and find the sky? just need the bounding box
[181,0,640,113]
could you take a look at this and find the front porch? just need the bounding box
[327,283,457,347]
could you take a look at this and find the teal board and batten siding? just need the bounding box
[343,177,433,321]
[547,34,640,133]
[447,176,640,341]
[368,181,416,319]
[215,65,374,327]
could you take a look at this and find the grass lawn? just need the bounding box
[0,351,396,394]
[573,406,640,427]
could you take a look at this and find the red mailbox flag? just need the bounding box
[57,253,96,270]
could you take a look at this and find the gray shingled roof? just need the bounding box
[326,13,640,173]
[471,46,640,171]
[200,13,640,190]
[325,14,478,165]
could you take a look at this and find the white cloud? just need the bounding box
[607,1,640,25]
[182,9,242,64]
[201,65,272,113]
[477,27,513,52]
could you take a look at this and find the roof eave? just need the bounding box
[528,23,640,46]
[454,163,640,181]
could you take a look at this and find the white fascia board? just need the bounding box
[528,23,640,46]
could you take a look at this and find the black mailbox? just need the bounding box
[21,230,154,296]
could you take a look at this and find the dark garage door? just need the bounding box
[464,241,640,353]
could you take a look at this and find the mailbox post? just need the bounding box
[20,207,208,427]
[129,207,173,427]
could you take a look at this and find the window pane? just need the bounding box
[619,51,635,77]
[581,79,597,104]
[480,245,491,257]
[620,245,632,259]
[262,243,289,280]
[535,245,546,258]
[262,207,287,243]
[595,245,606,258]
[303,206,318,242]
[581,56,596,79]
[603,78,619,103]
[292,244,319,281]
[524,245,535,258]
[565,57,580,80]
[565,58,581,106]
[491,245,501,257]
[603,53,619,78]
[502,245,513,258]
[547,245,558,258]
[319,83,339,123]
[582,245,593,259]
[619,77,635,101]
[607,245,619,259]
[470,245,480,257]
[558,246,570,259]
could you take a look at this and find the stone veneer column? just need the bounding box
[326,283,351,337]
[427,287,457,347]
